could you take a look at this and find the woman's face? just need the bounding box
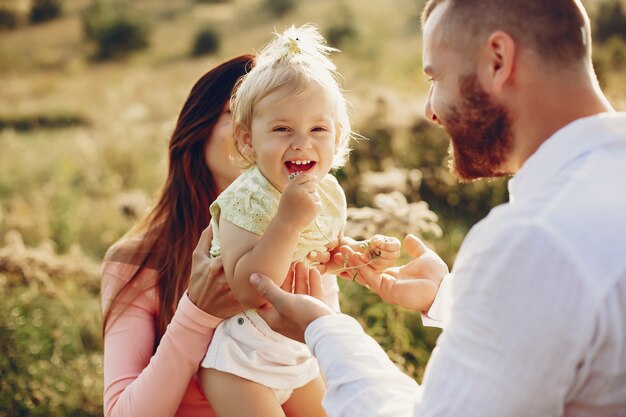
[204,101,243,193]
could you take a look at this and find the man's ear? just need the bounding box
[234,123,255,158]
[479,30,516,94]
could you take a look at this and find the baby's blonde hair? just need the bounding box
[232,24,352,169]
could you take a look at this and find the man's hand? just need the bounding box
[250,263,335,343]
[308,235,401,277]
[352,234,402,272]
[344,234,448,313]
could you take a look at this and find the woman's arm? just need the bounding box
[102,226,244,417]
[102,264,221,417]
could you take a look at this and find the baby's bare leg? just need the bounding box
[282,375,327,417]
[199,368,285,417]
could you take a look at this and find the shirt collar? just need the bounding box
[508,112,626,202]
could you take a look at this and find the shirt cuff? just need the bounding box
[304,314,363,350]
[421,272,452,328]
[178,291,224,330]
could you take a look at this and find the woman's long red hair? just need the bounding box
[103,55,254,348]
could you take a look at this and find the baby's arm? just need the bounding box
[220,173,321,307]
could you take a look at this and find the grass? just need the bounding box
[1,0,626,414]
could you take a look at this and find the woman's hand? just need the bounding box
[188,225,245,319]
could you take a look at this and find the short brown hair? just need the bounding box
[421,0,591,66]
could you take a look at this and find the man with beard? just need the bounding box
[246,0,626,415]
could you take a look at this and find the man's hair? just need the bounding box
[421,0,591,66]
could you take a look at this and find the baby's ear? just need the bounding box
[234,123,255,159]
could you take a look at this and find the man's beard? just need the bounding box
[441,73,514,181]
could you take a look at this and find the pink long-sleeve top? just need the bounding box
[101,245,341,417]
[101,259,222,417]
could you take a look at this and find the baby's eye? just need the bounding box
[311,126,328,132]
[273,126,290,132]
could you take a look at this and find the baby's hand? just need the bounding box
[306,237,339,273]
[353,235,401,273]
[278,173,321,231]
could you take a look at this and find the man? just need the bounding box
[249,0,626,415]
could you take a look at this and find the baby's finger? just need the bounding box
[338,245,357,258]
[293,173,319,185]
[307,250,330,264]
[332,251,347,266]
[325,238,339,250]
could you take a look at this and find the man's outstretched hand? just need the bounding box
[250,263,335,343]
[343,234,448,313]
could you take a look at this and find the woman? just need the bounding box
[101,55,341,417]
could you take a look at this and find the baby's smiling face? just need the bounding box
[238,86,337,192]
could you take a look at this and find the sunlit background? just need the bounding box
[1,0,625,414]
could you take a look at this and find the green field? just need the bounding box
[1,0,625,415]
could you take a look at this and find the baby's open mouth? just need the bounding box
[285,160,316,175]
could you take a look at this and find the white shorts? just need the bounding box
[200,310,319,403]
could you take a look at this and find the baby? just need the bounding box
[199,25,400,417]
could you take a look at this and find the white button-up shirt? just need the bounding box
[305,113,626,417]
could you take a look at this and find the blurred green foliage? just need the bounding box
[324,3,358,48]
[192,26,222,56]
[0,235,102,417]
[0,0,625,414]
[263,0,296,18]
[82,0,150,60]
[29,0,63,24]
[0,285,103,417]
[595,0,626,42]
[0,8,19,30]
[0,113,89,133]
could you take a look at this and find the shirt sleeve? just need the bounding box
[215,167,278,237]
[305,315,420,417]
[306,221,592,417]
[102,262,223,417]
[415,221,591,417]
